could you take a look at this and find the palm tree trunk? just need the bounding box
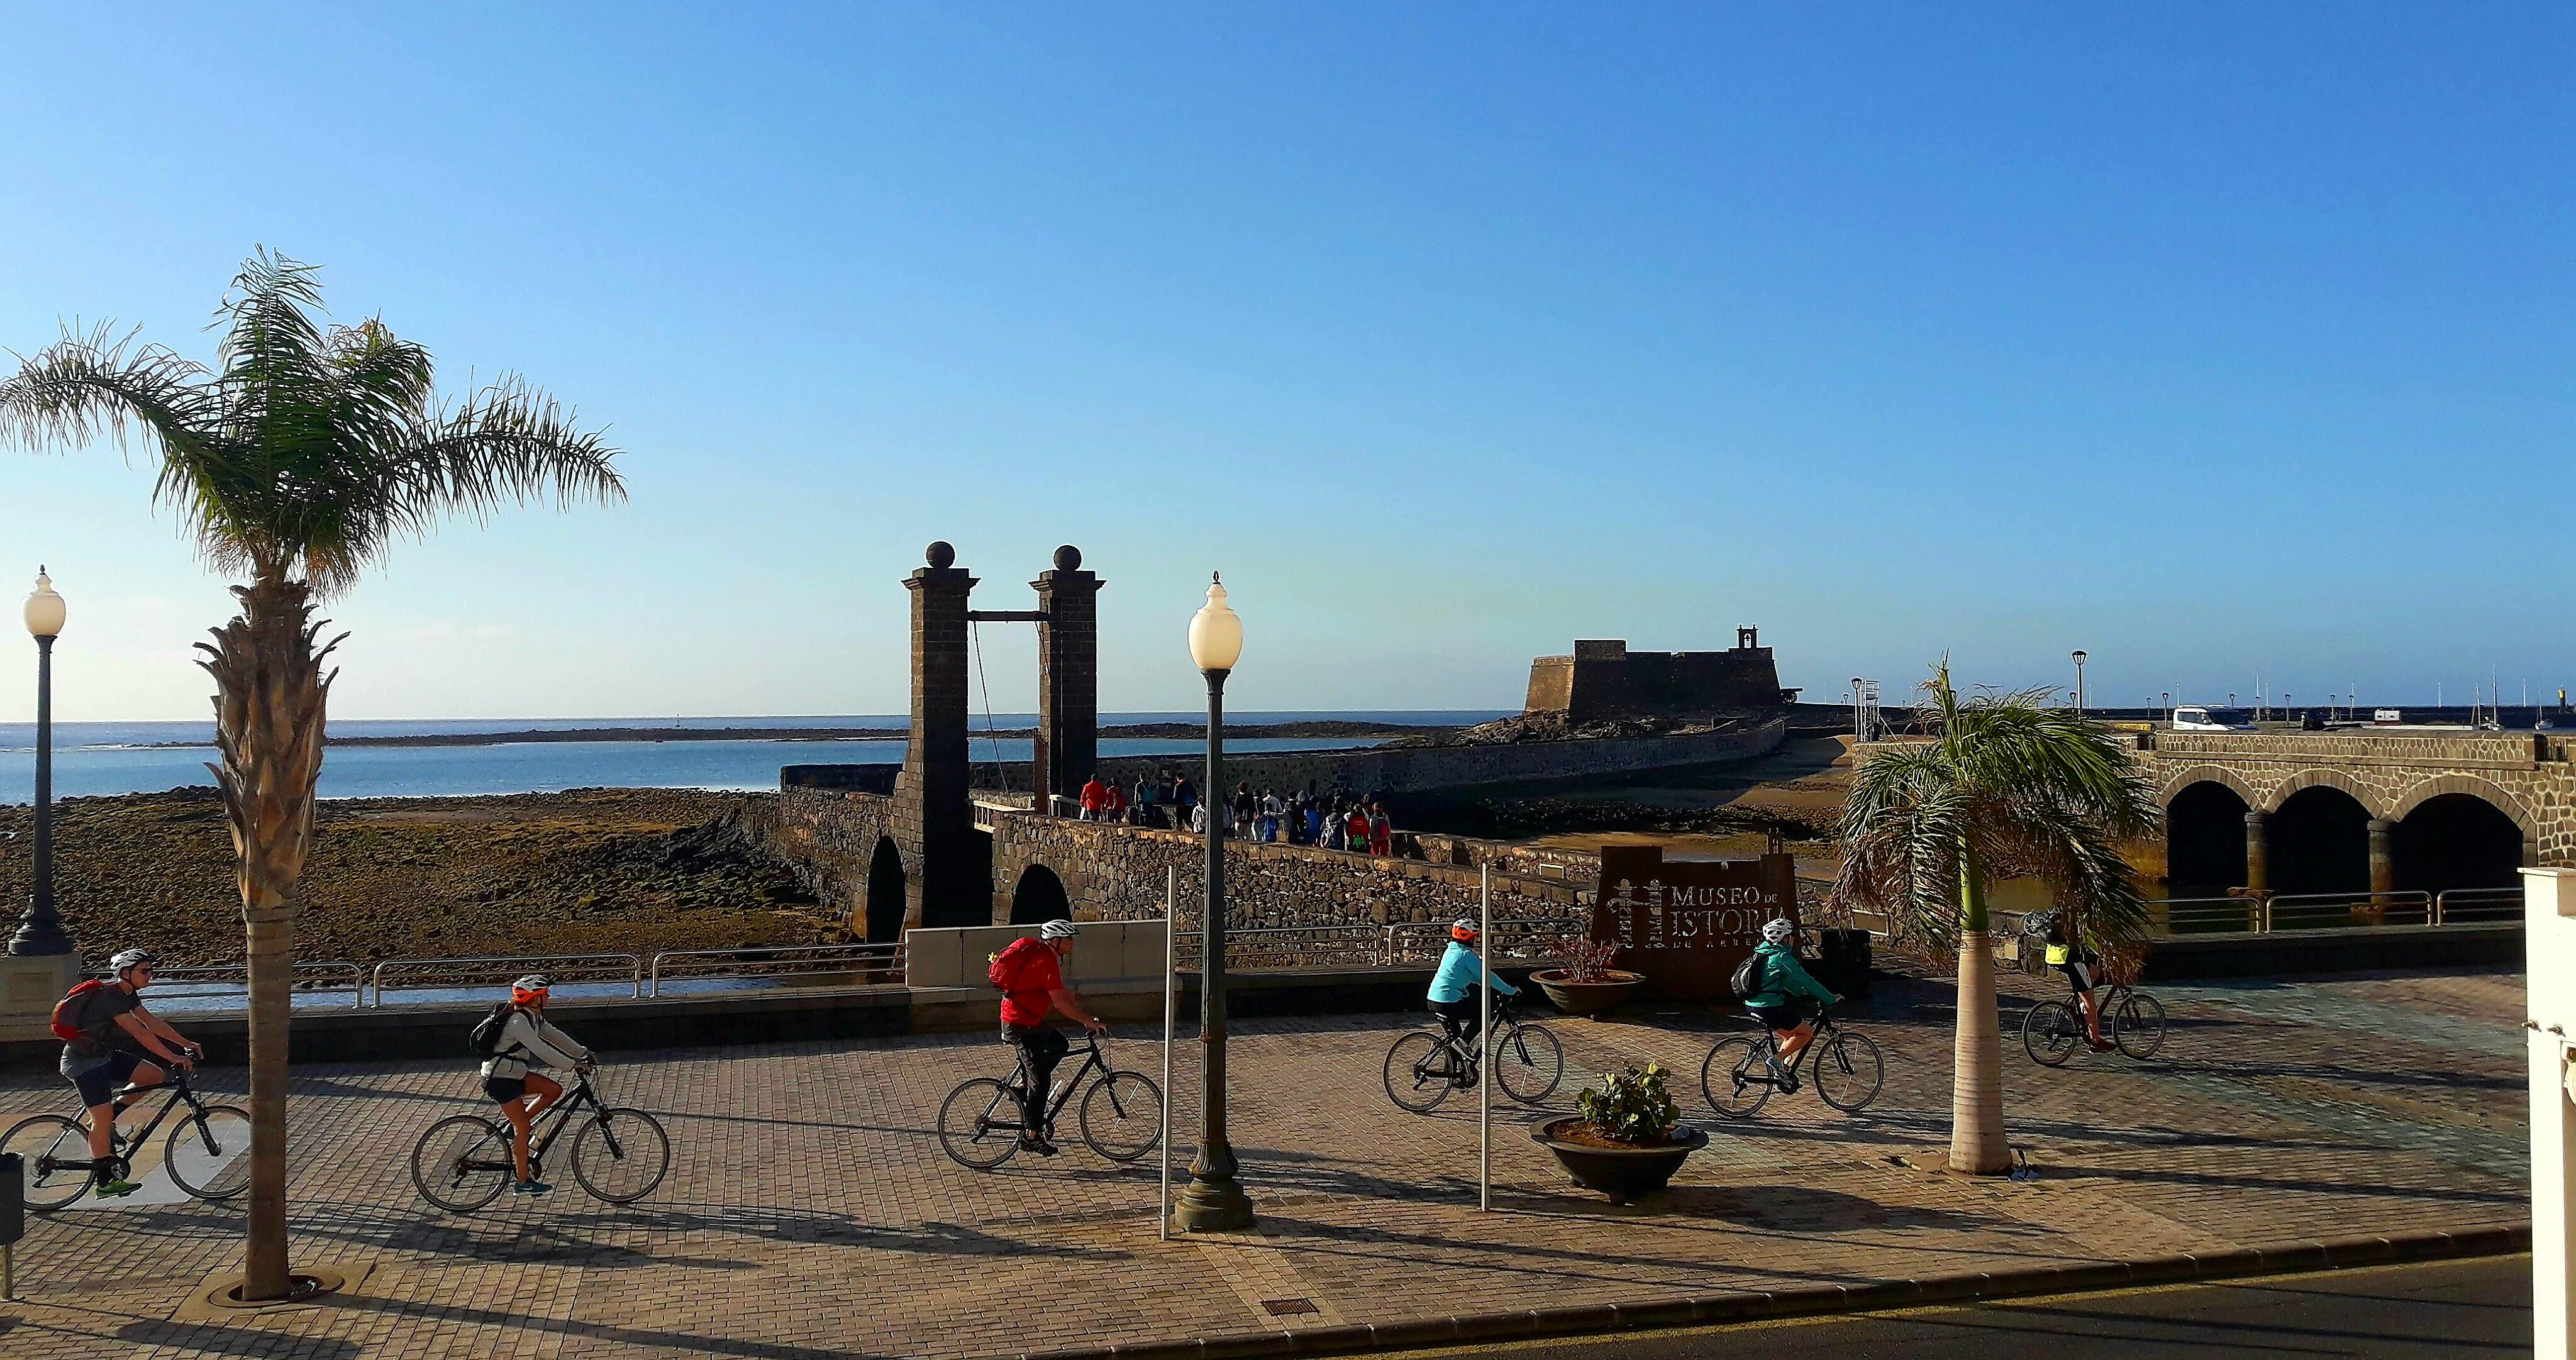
[199,574,338,1301]
[1950,844,2012,1174]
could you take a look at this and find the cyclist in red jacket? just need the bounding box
[994,920,1108,1156]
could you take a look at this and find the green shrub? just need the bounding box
[1575,1063,1682,1144]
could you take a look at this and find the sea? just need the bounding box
[0,711,1509,804]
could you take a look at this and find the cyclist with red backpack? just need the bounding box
[54,948,201,1198]
[989,919,1106,1156]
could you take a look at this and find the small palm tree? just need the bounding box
[1833,660,2158,1174]
[1,250,622,1299]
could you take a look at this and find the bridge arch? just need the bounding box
[2265,768,2389,820]
[863,837,908,943]
[2268,782,2373,895]
[2165,778,2251,895]
[2392,788,2531,894]
[1009,863,1075,926]
[2157,764,2261,811]
[2389,773,2538,834]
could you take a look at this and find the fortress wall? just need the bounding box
[1087,717,1786,799]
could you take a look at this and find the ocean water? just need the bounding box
[0,710,1507,802]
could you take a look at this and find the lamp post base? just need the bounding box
[0,952,82,1042]
[1170,1175,1257,1234]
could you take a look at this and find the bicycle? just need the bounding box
[1701,1002,1885,1118]
[2022,980,2167,1066]
[1,1067,251,1211]
[1382,994,1565,1114]
[409,1068,671,1212]
[938,1032,1163,1169]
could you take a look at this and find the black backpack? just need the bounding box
[1729,953,1765,1000]
[468,1001,515,1058]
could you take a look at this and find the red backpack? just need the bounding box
[50,979,106,1042]
[986,936,1050,993]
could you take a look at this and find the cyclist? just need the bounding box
[2042,916,2112,1052]
[1743,918,1840,1088]
[994,919,1108,1156]
[1427,918,1517,1084]
[480,973,595,1195]
[58,948,201,1198]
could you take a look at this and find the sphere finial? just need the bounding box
[1053,545,1082,572]
[925,541,956,569]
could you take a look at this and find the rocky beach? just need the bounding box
[0,788,836,965]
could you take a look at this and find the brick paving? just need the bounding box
[0,965,2528,1359]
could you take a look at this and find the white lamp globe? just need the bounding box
[23,568,64,639]
[1188,573,1243,673]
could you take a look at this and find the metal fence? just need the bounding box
[646,942,906,997]
[2433,887,2522,924]
[2140,888,2519,935]
[369,952,643,1007]
[117,961,367,1010]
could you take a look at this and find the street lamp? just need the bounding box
[1175,573,1254,1233]
[2071,650,2088,715]
[9,568,69,956]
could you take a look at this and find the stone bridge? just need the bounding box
[2141,730,2576,899]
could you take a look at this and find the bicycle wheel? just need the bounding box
[938,1078,1023,1169]
[1813,1029,1885,1113]
[570,1107,672,1203]
[165,1103,253,1202]
[411,1114,513,1213]
[2,1113,95,1212]
[2021,1001,2082,1067]
[1700,1037,1774,1119]
[1079,1071,1163,1163]
[1492,1022,1564,1104]
[2114,992,2168,1060]
[1382,1032,1453,1114]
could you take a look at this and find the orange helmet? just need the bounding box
[1450,918,1479,943]
[511,973,552,1005]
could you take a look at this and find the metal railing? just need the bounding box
[2265,891,2434,929]
[118,961,367,1009]
[1172,926,1385,971]
[2148,896,2270,934]
[2433,887,2522,924]
[646,942,906,996]
[1381,918,1585,967]
[367,953,642,1007]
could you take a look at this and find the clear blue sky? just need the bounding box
[2,6,2567,721]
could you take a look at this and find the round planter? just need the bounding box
[1529,969,1646,1018]
[1532,1118,1706,1202]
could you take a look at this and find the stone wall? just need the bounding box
[770,787,904,930]
[1088,716,1787,800]
[1526,638,1794,721]
[2141,731,2571,860]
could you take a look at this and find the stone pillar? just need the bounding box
[901,541,979,929]
[2243,810,2268,892]
[2368,818,2396,897]
[1033,545,1102,812]
[0,952,84,1042]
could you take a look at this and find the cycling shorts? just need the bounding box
[484,1075,529,1104]
[70,1051,144,1108]
[2057,959,2096,993]
[1746,998,1817,1032]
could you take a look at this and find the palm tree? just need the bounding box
[0,250,622,1299]
[1833,660,2157,1174]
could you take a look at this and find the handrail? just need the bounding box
[367,952,642,1008]
[116,961,366,1009]
[647,942,906,996]
[1380,917,1584,966]
[2433,887,2523,925]
[2267,890,2433,929]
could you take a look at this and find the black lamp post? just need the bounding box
[2071,650,2088,716]
[1173,573,1254,1232]
[9,568,70,956]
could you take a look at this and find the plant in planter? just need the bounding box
[1532,1063,1707,1202]
[1530,938,1646,1018]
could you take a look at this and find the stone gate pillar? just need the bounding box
[900,541,980,928]
[2243,810,2269,892]
[1033,545,1101,811]
[2368,819,2397,898]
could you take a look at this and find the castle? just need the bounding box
[1523,630,1797,721]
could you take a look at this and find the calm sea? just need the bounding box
[0,711,1508,803]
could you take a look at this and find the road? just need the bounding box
[1375,1256,2531,1360]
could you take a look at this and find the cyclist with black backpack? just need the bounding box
[473,974,594,1195]
[1735,918,1840,1088]
[53,947,201,1198]
[989,919,1106,1157]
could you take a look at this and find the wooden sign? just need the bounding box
[1594,844,1799,1000]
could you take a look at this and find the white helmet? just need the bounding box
[108,947,158,974]
[1760,918,1796,944]
[1038,919,1080,941]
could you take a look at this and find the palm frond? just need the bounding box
[1833,742,1969,948]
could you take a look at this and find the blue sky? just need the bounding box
[1,5,2567,720]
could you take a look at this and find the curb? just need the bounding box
[1022,1223,2531,1360]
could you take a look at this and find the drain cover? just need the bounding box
[1262,1298,1319,1317]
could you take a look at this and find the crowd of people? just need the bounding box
[1074,773,1405,854]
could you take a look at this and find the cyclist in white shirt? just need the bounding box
[480,973,594,1195]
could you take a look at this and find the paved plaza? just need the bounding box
[0,965,2530,1360]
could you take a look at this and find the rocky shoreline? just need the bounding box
[0,787,838,966]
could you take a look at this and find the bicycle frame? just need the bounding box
[45,1071,216,1173]
[1004,1035,1113,1131]
[1754,1007,1845,1085]
[1431,998,1527,1071]
[498,1074,605,1170]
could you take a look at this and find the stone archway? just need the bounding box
[2268,784,2372,895]
[2394,793,2526,895]
[1009,864,1074,926]
[864,838,907,944]
[2165,780,2251,896]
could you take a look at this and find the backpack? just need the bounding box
[468,1000,516,1058]
[50,979,106,1043]
[987,936,1050,993]
[1728,953,1766,1001]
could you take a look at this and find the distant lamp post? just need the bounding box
[1174,573,1254,1232]
[2162,691,2172,717]
[9,568,70,956]
[2071,650,2088,715]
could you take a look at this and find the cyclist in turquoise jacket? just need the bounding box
[1427,918,1516,1049]
[1744,918,1840,1081]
